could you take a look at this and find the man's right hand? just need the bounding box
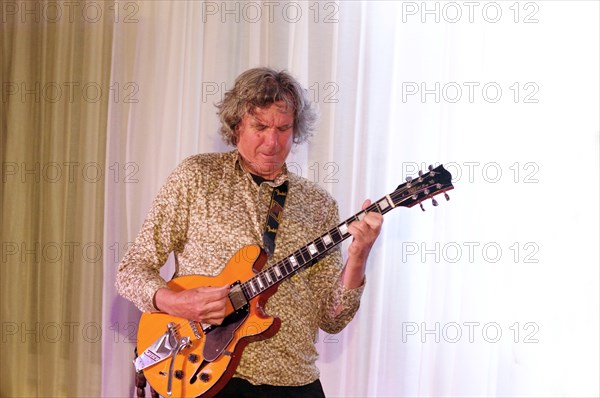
[153,285,231,325]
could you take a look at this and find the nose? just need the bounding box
[263,129,279,149]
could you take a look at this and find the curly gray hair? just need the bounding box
[216,67,318,146]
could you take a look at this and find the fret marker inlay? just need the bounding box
[339,223,348,235]
[378,198,390,210]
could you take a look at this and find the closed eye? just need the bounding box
[252,123,268,131]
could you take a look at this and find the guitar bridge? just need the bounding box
[228,281,248,311]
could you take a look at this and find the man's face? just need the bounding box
[236,101,295,180]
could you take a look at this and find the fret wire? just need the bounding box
[288,254,298,269]
[293,250,305,267]
[297,247,309,264]
[251,276,260,292]
[273,263,283,279]
[321,232,333,246]
[286,259,295,273]
[256,277,263,292]
[300,246,312,262]
[307,241,317,257]
[254,278,261,293]
[264,269,272,284]
[257,274,266,290]
[262,274,269,289]
[330,227,342,242]
[282,257,293,271]
[315,238,326,253]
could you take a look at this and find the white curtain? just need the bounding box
[102,1,599,397]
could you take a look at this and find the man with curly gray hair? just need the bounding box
[117,67,382,397]
[217,67,317,146]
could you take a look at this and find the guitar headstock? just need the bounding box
[392,165,454,210]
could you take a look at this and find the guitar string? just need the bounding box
[239,177,448,301]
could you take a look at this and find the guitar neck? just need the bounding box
[240,165,453,301]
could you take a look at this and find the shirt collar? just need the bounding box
[231,149,290,186]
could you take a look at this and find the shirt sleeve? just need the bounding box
[115,159,194,313]
[308,201,366,335]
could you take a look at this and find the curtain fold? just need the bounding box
[102,1,599,397]
[1,1,113,396]
[2,1,598,397]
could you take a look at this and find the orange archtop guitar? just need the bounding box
[135,165,454,397]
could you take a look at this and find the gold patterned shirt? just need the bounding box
[116,149,365,386]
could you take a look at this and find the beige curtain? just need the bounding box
[1,1,112,396]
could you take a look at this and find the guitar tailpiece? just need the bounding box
[134,323,181,372]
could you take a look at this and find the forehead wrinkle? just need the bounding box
[248,107,294,129]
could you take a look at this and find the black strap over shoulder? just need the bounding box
[262,181,288,258]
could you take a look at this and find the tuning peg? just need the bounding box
[420,203,425,211]
[418,170,423,177]
[444,193,450,201]
[406,176,413,182]
[432,198,438,206]
[428,164,433,171]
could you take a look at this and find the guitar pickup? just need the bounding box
[228,281,248,311]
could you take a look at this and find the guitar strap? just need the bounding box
[262,181,288,258]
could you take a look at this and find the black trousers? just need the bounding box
[213,377,326,398]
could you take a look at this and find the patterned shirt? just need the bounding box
[116,150,365,386]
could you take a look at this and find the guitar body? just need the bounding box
[138,244,281,398]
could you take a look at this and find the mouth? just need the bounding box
[260,153,279,160]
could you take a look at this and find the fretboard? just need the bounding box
[239,165,452,301]
[240,195,396,301]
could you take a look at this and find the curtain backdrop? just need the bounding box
[2,1,598,397]
[1,1,113,396]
